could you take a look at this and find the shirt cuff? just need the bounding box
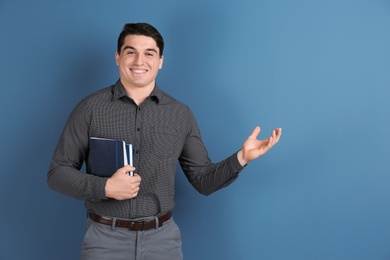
[92,177,110,200]
[230,151,246,174]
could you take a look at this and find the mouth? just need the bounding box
[130,68,148,74]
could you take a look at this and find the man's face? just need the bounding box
[116,35,163,90]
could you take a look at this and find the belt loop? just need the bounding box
[111,218,117,231]
[154,216,159,229]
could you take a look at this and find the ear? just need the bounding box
[115,52,120,66]
[159,55,164,69]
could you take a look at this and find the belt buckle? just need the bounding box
[130,220,145,231]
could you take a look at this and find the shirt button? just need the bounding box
[137,128,140,132]
[135,150,139,154]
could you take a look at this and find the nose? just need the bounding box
[134,53,143,65]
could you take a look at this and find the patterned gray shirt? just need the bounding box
[48,80,244,218]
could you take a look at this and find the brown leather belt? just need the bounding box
[88,211,172,231]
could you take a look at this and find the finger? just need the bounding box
[123,164,136,172]
[249,126,261,139]
[269,130,279,147]
[275,128,282,142]
[267,135,276,148]
[130,187,140,198]
[268,128,282,147]
[132,173,142,182]
[114,165,136,176]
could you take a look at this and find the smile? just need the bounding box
[131,68,147,74]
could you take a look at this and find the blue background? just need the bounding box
[1,0,390,259]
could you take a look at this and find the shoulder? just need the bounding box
[81,85,115,104]
[157,90,199,128]
[72,85,115,111]
[68,85,115,119]
[158,89,190,110]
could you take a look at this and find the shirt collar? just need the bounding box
[113,79,162,104]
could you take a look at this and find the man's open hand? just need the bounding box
[237,126,282,166]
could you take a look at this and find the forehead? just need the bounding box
[122,35,159,53]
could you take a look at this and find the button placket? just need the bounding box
[133,106,142,168]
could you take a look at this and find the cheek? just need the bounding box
[119,58,131,68]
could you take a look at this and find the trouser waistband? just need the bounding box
[88,211,172,231]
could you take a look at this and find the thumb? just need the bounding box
[120,164,136,174]
[248,126,261,139]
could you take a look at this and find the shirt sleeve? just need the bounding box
[179,108,245,196]
[47,98,107,201]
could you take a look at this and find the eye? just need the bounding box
[127,51,135,55]
[145,52,154,57]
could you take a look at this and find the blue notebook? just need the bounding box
[90,137,133,177]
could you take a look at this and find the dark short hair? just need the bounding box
[117,23,164,56]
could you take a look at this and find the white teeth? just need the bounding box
[132,69,146,73]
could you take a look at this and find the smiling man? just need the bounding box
[48,23,282,260]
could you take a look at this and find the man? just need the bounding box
[48,23,282,260]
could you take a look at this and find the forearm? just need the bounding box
[182,152,244,196]
[47,165,107,201]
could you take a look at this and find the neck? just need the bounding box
[122,82,155,106]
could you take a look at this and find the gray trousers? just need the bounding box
[80,217,183,260]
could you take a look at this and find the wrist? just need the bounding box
[105,178,112,199]
[237,150,249,166]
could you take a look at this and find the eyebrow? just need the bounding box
[123,46,158,53]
